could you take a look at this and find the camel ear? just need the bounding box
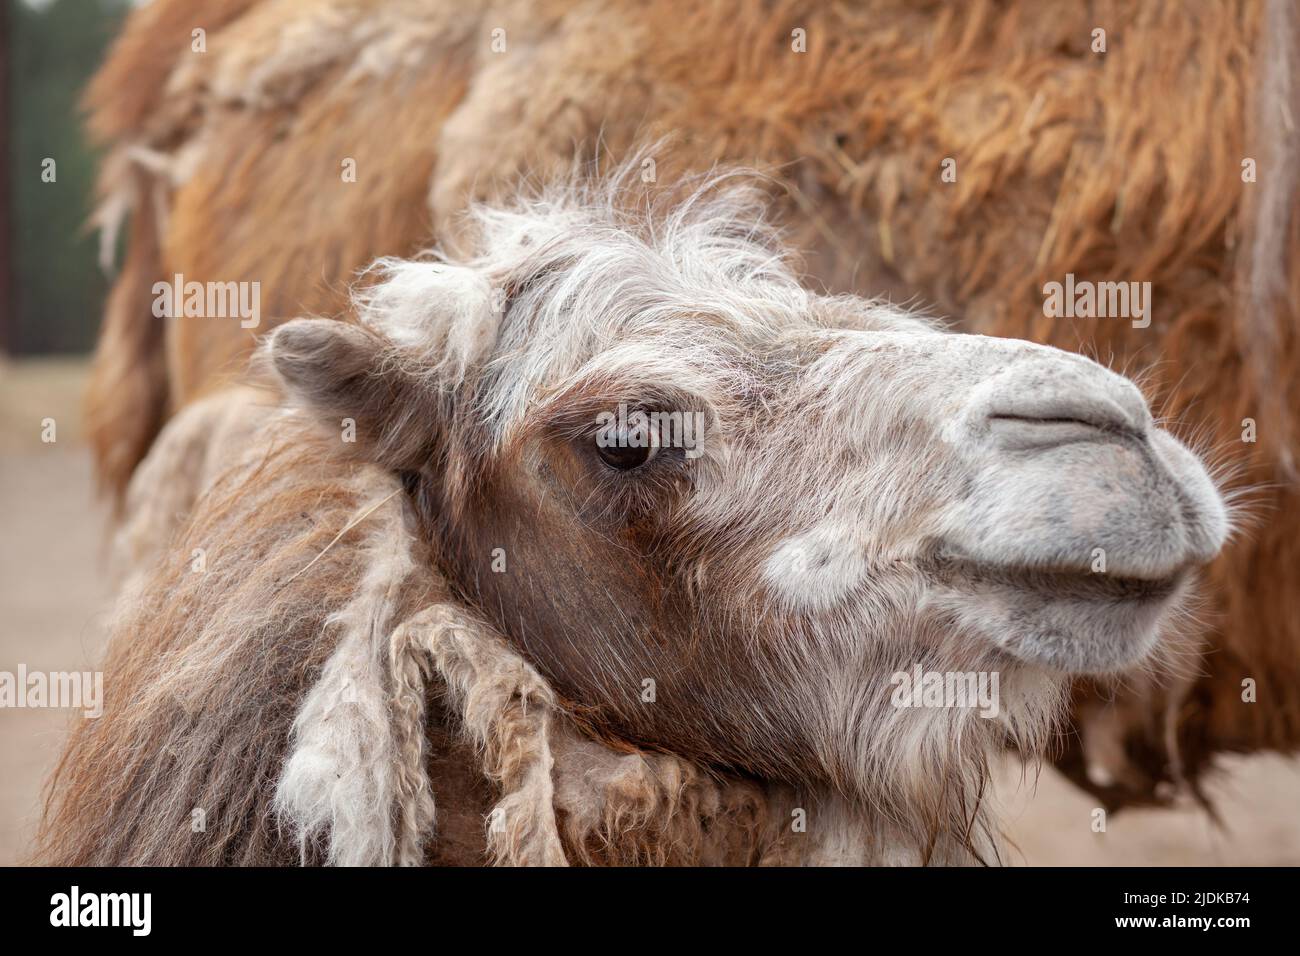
[268,318,442,471]
[269,261,500,470]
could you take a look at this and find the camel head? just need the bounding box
[267,176,1228,809]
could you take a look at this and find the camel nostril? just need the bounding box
[989,413,1103,428]
[986,408,1137,450]
[971,352,1154,452]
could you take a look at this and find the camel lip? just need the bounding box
[921,551,1192,674]
[924,551,1187,603]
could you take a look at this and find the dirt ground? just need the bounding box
[1,357,1297,866]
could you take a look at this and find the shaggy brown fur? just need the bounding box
[80,0,1299,808]
[37,417,427,864]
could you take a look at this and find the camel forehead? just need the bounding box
[440,180,940,443]
[478,297,843,443]
[482,328,912,463]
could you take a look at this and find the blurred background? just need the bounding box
[2,0,1298,866]
[3,0,130,356]
[1,0,127,865]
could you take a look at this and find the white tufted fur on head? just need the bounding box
[352,259,498,386]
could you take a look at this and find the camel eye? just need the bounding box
[594,426,660,470]
[597,442,652,469]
